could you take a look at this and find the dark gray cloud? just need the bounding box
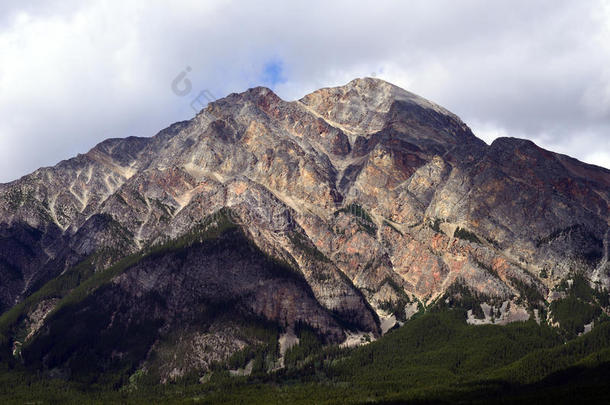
[1,0,609,183]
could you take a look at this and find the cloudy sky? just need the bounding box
[1,0,609,183]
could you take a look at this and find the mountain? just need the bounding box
[0,78,608,387]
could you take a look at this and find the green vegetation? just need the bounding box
[284,323,324,369]
[440,279,488,319]
[132,191,148,206]
[225,322,280,372]
[508,276,545,310]
[484,235,501,249]
[550,273,606,338]
[378,299,409,322]
[473,258,499,279]
[3,187,34,209]
[288,231,330,263]
[454,226,482,244]
[2,309,610,403]
[115,192,128,206]
[377,277,413,321]
[567,273,598,302]
[162,315,281,380]
[2,209,610,403]
[0,214,140,349]
[550,296,600,338]
[0,209,238,355]
[1,207,336,393]
[335,203,377,236]
[336,203,373,223]
[0,254,97,348]
[535,224,583,247]
[144,207,237,256]
[535,225,603,264]
[382,220,402,235]
[489,319,610,385]
[428,217,444,234]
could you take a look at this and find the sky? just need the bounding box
[1,0,609,183]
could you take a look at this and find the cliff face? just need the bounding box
[0,78,608,380]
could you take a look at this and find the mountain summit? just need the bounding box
[0,78,608,382]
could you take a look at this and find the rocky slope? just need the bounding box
[0,78,608,381]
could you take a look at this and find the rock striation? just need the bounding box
[0,78,608,380]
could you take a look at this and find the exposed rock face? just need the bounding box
[1,77,608,379]
[21,227,351,380]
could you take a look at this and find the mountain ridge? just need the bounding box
[0,77,608,382]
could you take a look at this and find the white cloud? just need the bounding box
[1,0,609,182]
[584,150,610,170]
[468,122,512,145]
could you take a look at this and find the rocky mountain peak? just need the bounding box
[0,78,608,383]
[298,77,470,139]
